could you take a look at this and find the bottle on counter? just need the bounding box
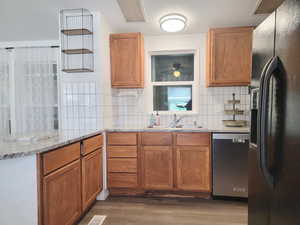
[149,113,156,128]
[155,111,160,126]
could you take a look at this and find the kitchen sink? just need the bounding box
[145,126,205,130]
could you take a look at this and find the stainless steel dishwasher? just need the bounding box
[212,133,249,198]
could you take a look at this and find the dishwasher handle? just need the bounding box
[213,133,249,142]
[232,138,247,143]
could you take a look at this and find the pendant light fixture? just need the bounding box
[160,14,187,32]
[172,63,182,77]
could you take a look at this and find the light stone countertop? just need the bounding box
[0,130,103,160]
[106,126,250,133]
[0,126,249,160]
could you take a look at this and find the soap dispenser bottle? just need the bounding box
[155,111,160,126]
[149,113,155,128]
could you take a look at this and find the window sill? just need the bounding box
[148,111,198,115]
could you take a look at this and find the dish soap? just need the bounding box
[149,113,156,128]
[155,111,160,126]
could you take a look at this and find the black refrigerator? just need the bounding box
[249,0,300,225]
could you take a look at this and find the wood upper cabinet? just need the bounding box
[206,27,253,87]
[43,160,82,225]
[142,146,173,190]
[176,146,211,192]
[110,33,144,88]
[81,149,102,212]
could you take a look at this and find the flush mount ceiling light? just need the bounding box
[160,14,187,32]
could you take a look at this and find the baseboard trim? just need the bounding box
[97,189,109,200]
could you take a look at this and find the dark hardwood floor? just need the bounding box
[78,197,247,225]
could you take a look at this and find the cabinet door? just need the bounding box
[43,160,81,225]
[206,27,253,87]
[110,33,144,88]
[176,146,211,192]
[82,149,102,211]
[142,146,173,190]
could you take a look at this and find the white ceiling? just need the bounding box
[0,0,267,42]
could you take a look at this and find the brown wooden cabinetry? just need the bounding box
[141,132,173,190]
[107,132,139,189]
[43,160,81,225]
[38,134,103,225]
[142,146,173,190]
[42,143,80,175]
[81,149,102,212]
[175,133,211,192]
[206,27,253,87]
[176,146,211,191]
[107,132,212,196]
[110,33,144,88]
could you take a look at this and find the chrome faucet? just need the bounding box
[169,114,184,128]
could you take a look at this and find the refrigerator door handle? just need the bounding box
[257,57,273,163]
[261,56,279,189]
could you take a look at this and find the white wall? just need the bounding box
[59,11,112,199]
[0,155,38,225]
[59,11,113,132]
[95,12,112,199]
[107,33,250,129]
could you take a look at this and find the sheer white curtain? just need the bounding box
[14,47,58,136]
[0,49,10,139]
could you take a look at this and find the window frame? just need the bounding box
[147,49,199,115]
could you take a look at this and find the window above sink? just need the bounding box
[148,50,199,114]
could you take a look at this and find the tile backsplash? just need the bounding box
[60,79,103,131]
[108,86,250,129]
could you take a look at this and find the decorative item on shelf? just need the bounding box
[222,93,247,127]
[60,8,94,73]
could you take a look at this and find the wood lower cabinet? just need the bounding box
[206,27,253,87]
[39,134,103,225]
[81,149,102,212]
[108,158,137,173]
[43,160,82,225]
[176,146,211,192]
[107,132,137,145]
[175,133,212,192]
[107,132,212,196]
[142,146,173,190]
[107,132,139,190]
[108,173,138,188]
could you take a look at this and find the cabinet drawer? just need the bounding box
[142,146,171,151]
[108,146,137,158]
[176,133,211,146]
[107,133,137,145]
[176,146,210,152]
[82,134,103,155]
[108,158,137,173]
[141,132,172,146]
[108,173,138,188]
[43,143,81,175]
